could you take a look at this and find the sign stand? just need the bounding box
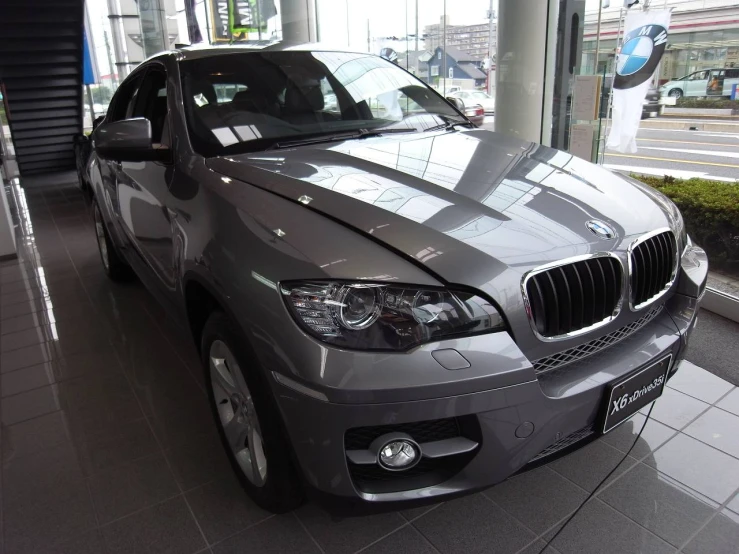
[599,6,626,165]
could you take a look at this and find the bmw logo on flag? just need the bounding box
[614,24,668,90]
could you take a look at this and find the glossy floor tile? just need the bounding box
[684,406,739,459]
[598,462,718,547]
[667,360,734,404]
[2,178,739,554]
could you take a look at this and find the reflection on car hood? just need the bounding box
[207,129,672,293]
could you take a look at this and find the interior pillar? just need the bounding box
[280,0,318,43]
[496,0,585,148]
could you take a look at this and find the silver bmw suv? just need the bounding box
[88,44,708,513]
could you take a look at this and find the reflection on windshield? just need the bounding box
[180,51,460,157]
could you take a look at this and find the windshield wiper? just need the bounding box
[424,118,475,132]
[268,127,417,150]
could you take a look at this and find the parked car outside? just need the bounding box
[641,85,661,118]
[448,89,496,113]
[600,76,660,119]
[88,45,707,514]
[446,96,485,126]
[659,68,739,99]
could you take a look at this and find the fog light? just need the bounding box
[378,440,419,470]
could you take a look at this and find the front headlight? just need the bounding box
[281,281,506,351]
[674,208,688,253]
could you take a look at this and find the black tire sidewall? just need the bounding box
[201,311,303,513]
[92,200,132,281]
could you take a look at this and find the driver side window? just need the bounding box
[108,75,142,122]
[131,67,169,146]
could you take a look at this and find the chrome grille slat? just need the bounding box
[524,254,623,339]
[532,305,663,374]
[630,230,677,309]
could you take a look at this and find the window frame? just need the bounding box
[107,72,144,123]
[129,62,172,148]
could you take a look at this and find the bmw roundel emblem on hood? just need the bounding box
[586,220,616,240]
[614,24,668,90]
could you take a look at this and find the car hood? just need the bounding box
[207,129,675,345]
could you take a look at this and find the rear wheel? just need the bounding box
[93,202,132,281]
[668,88,683,99]
[202,311,303,513]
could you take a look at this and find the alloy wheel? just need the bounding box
[209,339,268,486]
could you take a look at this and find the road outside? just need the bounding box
[480,116,738,183]
[605,118,739,300]
[603,119,739,182]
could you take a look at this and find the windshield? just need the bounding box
[469,92,490,99]
[180,51,462,156]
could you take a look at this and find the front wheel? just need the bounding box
[93,202,133,281]
[668,88,683,99]
[202,311,303,513]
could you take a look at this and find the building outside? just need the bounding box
[396,50,434,80]
[427,46,488,88]
[423,15,496,61]
[582,0,739,83]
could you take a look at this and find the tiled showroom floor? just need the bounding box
[1,177,739,554]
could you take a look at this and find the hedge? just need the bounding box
[633,175,739,268]
[675,98,739,110]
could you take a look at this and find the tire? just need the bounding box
[201,311,304,513]
[93,201,133,281]
[668,88,683,99]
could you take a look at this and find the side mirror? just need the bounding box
[94,118,168,162]
[446,96,465,112]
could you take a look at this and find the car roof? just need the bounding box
[151,41,368,62]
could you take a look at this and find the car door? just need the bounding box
[96,72,143,236]
[114,63,178,294]
[725,69,739,97]
[706,69,725,97]
[686,71,709,96]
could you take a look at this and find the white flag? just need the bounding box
[606,10,671,153]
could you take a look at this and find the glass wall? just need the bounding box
[582,24,739,84]
[313,0,494,95]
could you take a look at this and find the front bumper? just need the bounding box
[642,102,660,116]
[271,248,707,508]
